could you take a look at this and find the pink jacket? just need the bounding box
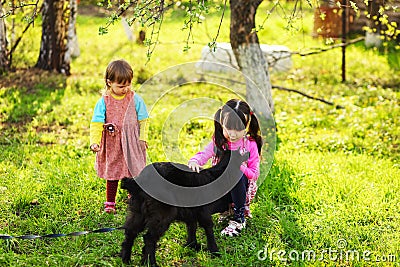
[189,137,260,181]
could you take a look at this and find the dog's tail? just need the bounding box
[121,177,141,194]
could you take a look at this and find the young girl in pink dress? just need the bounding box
[90,59,149,213]
[188,99,262,237]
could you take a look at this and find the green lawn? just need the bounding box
[0,3,399,266]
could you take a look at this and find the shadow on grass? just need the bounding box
[0,69,67,144]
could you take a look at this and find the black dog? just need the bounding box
[120,149,249,266]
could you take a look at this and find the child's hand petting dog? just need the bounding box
[188,160,201,173]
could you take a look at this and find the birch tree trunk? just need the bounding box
[65,0,80,64]
[0,2,9,73]
[35,0,71,75]
[229,0,274,114]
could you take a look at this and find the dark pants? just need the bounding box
[230,174,248,223]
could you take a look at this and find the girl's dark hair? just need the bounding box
[214,99,263,160]
[104,59,133,90]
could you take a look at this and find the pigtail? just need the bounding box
[248,112,263,154]
[213,108,226,160]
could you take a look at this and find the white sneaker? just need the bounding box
[220,220,246,237]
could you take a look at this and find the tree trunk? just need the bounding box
[0,2,9,73]
[65,0,80,63]
[230,0,274,114]
[35,0,71,75]
[365,0,383,47]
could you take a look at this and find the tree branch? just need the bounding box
[7,0,42,61]
[207,0,227,50]
[293,37,365,57]
[197,72,345,109]
[272,85,345,109]
[0,3,39,19]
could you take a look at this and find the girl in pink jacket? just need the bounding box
[188,99,262,237]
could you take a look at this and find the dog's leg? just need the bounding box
[141,221,171,267]
[141,234,152,267]
[198,212,219,255]
[185,221,200,251]
[120,212,145,264]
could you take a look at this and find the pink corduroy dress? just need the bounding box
[95,91,146,180]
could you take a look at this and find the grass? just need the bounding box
[1,2,400,266]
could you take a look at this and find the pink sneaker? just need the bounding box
[104,202,116,214]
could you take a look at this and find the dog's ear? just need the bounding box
[120,177,130,190]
